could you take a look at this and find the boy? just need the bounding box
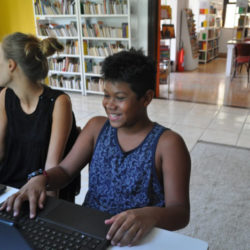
[1,49,191,247]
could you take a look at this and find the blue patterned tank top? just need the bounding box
[83,120,168,215]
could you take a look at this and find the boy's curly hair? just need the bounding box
[101,48,156,98]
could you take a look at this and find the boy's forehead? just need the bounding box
[103,80,136,94]
[104,80,131,89]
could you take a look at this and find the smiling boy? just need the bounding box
[1,49,191,247]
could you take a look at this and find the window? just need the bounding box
[224,2,237,28]
[223,0,250,28]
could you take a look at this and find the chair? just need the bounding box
[58,126,82,203]
[59,174,81,203]
[232,43,250,82]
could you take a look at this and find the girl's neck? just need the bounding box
[9,78,44,114]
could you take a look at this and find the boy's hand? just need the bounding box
[0,175,47,218]
[105,207,157,247]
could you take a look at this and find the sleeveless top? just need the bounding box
[0,86,78,188]
[84,120,168,215]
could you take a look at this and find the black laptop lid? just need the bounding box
[0,220,32,250]
[38,196,111,239]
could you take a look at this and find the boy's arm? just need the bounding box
[105,130,191,247]
[0,88,7,163]
[0,116,107,218]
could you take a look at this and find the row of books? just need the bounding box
[184,8,199,58]
[199,29,220,40]
[199,5,217,15]
[160,45,170,61]
[235,28,248,40]
[199,49,218,61]
[38,22,78,37]
[86,77,104,92]
[199,41,213,50]
[238,15,248,27]
[63,40,79,54]
[85,59,102,74]
[84,41,127,56]
[49,74,81,89]
[81,0,128,15]
[82,21,128,38]
[200,17,215,28]
[34,0,76,15]
[48,57,80,72]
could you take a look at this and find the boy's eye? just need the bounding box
[116,96,126,100]
[104,94,110,98]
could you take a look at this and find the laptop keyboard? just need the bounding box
[0,209,106,250]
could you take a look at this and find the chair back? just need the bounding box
[235,43,250,57]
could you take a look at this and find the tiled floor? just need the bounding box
[69,92,250,205]
[160,58,250,108]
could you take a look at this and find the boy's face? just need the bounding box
[103,81,146,128]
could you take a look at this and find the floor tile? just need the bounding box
[200,129,239,145]
[215,111,248,123]
[208,119,244,133]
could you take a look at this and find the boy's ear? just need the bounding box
[8,59,17,72]
[143,89,154,106]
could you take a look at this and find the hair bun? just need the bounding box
[40,37,64,57]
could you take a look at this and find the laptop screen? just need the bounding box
[0,221,32,250]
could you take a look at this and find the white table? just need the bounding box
[226,39,250,76]
[1,187,208,250]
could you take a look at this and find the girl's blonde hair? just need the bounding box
[2,32,64,82]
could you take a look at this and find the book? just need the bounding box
[161,24,175,39]
[161,5,171,19]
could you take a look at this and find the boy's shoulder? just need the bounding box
[84,116,108,134]
[158,128,187,151]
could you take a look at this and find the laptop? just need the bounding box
[0,196,111,250]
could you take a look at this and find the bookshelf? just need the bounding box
[233,3,250,41]
[156,3,174,96]
[33,0,131,95]
[80,0,131,95]
[181,9,198,70]
[198,6,221,63]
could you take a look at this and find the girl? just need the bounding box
[0,32,79,200]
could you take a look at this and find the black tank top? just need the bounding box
[0,86,78,188]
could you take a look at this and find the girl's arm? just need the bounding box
[0,116,107,218]
[44,94,73,171]
[43,94,73,197]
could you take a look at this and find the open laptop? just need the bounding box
[0,196,111,250]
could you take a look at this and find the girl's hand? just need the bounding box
[0,175,47,218]
[105,207,157,247]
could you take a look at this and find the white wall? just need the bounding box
[219,28,234,53]
[130,0,148,54]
